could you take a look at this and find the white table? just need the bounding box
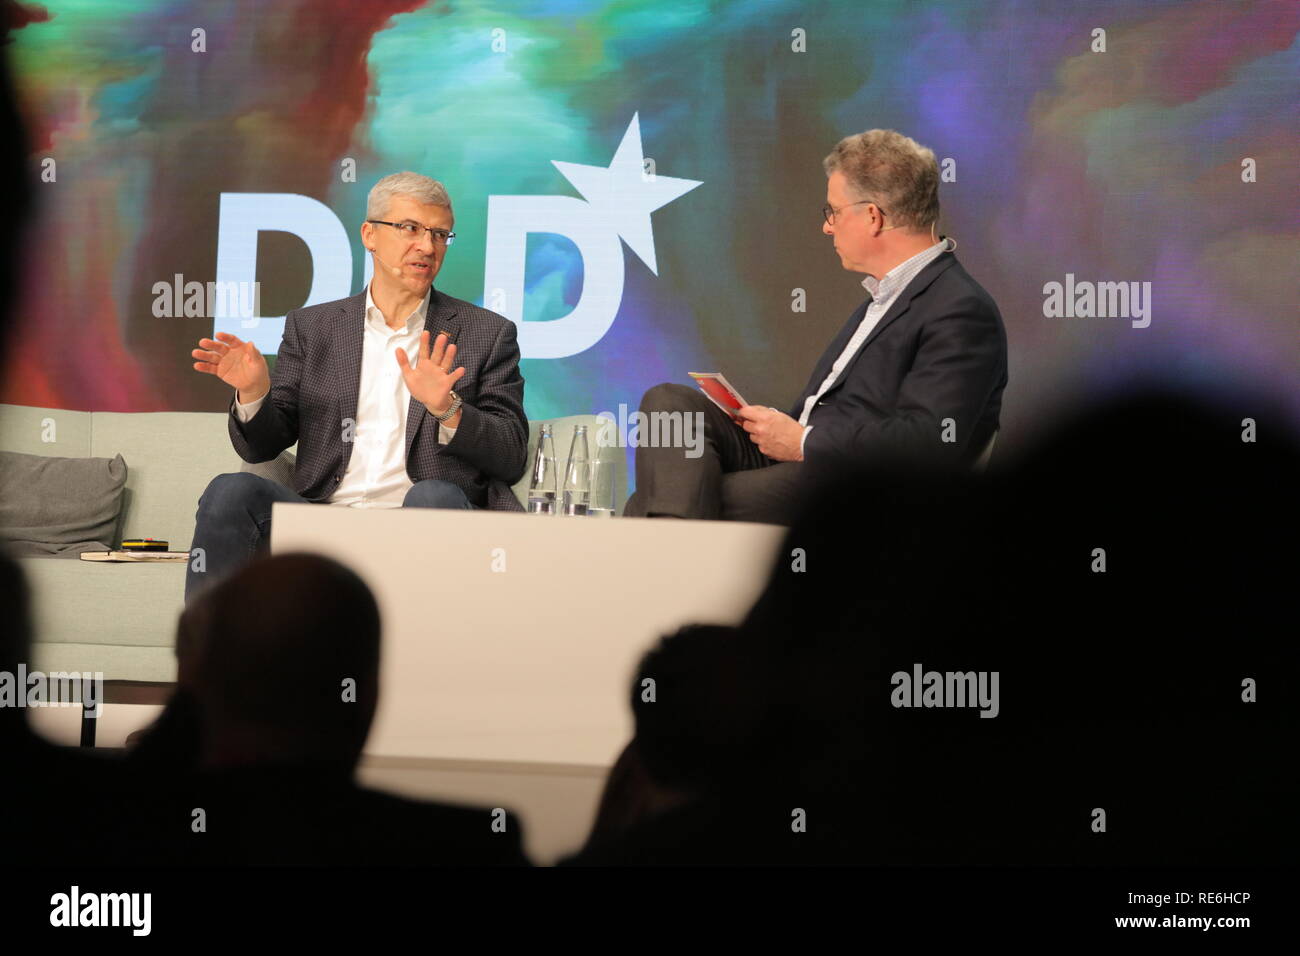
[271,505,785,768]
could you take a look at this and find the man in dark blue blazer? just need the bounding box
[625,130,1007,524]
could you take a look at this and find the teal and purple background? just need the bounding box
[5,0,1298,461]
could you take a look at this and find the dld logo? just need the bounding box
[213,114,701,359]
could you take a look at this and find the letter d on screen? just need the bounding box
[214,193,353,354]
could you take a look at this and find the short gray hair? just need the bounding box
[366,171,453,221]
[823,130,939,232]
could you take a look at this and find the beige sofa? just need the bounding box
[0,404,624,684]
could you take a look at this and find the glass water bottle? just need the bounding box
[562,425,591,516]
[527,423,558,514]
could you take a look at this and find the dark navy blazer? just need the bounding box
[793,251,1008,467]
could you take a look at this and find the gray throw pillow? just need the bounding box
[0,450,128,556]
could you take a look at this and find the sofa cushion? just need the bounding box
[0,450,128,556]
[240,450,296,489]
[20,555,182,682]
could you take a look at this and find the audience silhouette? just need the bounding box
[1,34,140,866]
[568,387,1300,864]
[124,552,531,865]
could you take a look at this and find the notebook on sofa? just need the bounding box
[79,551,190,562]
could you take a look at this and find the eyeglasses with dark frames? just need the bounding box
[821,200,887,225]
[367,220,456,246]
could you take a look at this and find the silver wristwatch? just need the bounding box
[432,390,463,423]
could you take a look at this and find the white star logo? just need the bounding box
[552,113,703,275]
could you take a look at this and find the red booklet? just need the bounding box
[689,372,748,422]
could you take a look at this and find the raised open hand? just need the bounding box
[191,332,270,402]
[397,331,466,415]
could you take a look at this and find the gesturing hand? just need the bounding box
[398,331,466,415]
[192,332,270,402]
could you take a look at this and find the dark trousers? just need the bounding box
[184,473,472,603]
[622,384,803,524]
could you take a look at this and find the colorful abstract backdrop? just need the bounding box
[5,0,1298,459]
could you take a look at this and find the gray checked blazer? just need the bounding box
[228,289,528,510]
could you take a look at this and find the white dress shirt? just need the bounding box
[798,238,952,455]
[234,284,456,508]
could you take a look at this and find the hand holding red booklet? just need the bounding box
[689,372,749,423]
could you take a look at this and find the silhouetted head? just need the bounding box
[731,383,1300,860]
[630,624,756,794]
[178,552,382,772]
[751,383,1300,654]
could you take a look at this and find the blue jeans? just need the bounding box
[184,473,474,603]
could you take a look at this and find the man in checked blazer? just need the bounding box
[624,130,1008,524]
[185,172,527,601]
